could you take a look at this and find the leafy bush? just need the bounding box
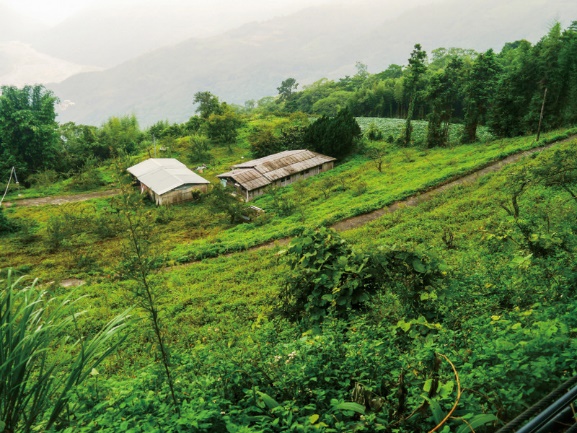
[364,122,384,141]
[26,169,60,188]
[66,167,106,192]
[374,247,447,320]
[188,134,213,164]
[305,109,361,158]
[0,206,17,235]
[278,227,381,322]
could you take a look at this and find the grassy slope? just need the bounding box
[2,125,576,366]
[65,135,577,378]
[170,125,576,261]
[2,123,575,281]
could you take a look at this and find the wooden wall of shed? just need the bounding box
[245,162,334,201]
[153,184,208,206]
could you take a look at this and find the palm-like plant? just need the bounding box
[0,270,130,433]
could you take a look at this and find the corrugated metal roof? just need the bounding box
[217,150,335,191]
[127,158,184,177]
[264,155,335,181]
[232,150,334,172]
[232,150,306,169]
[127,158,209,196]
[218,168,271,191]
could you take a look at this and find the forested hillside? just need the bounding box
[48,0,577,126]
[1,22,577,432]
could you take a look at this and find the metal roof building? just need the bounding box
[218,150,336,201]
[127,158,210,205]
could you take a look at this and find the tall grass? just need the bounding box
[0,270,130,432]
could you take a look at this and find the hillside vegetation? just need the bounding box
[1,23,577,432]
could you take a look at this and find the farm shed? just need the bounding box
[127,158,210,205]
[217,150,336,201]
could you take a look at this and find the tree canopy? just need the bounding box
[0,85,59,181]
[304,108,361,158]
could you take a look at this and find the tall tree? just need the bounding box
[57,122,100,173]
[277,78,298,102]
[0,85,59,181]
[558,22,577,125]
[461,49,500,143]
[98,115,141,157]
[403,44,428,145]
[488,40,535,137]
[425,56,463,147]
[528,23,564,131]
[206,103,243,150]
[193,91,223,119]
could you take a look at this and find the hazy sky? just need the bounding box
[2,0,355,25]
[3,0,95,24]
[4,0,446,26]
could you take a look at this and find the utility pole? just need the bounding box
[536,87,548,142]
[0,167,19,207]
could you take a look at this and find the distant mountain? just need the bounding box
[49,0,577,126]
[0,42,100,87]
[28,0,366,69]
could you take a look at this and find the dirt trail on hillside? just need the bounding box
[331,139,567,232]
[2,189,120,207]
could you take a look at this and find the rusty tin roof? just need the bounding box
[217,150,335,191]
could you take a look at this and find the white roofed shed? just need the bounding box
[127,158,210,205]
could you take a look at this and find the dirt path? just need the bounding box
[331,140,564,232]
[2,189,120,207]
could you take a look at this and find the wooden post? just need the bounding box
[536,87,548,142]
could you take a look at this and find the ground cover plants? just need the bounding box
[2,132,577,432]
[168,126,576,262]
[355,117,495,145]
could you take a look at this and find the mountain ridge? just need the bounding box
[48,0,577,126]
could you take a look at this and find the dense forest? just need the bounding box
[1,22,577,432]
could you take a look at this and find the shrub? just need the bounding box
[0,206,17,235]
[373,247,447,320]
[364,122,384,141]
[278,227,380,323]
[66,168,105,192]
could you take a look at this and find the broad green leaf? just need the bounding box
[429,399,444,425]
[397,320,411,332]
[423,379,433,393]
[412,258,426,273]
[439,381,454,399]
[422,396,444,425]
[309,414,320,424]
[456,414,499,433]
[257,391,280,409]
[333,402,365,414]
